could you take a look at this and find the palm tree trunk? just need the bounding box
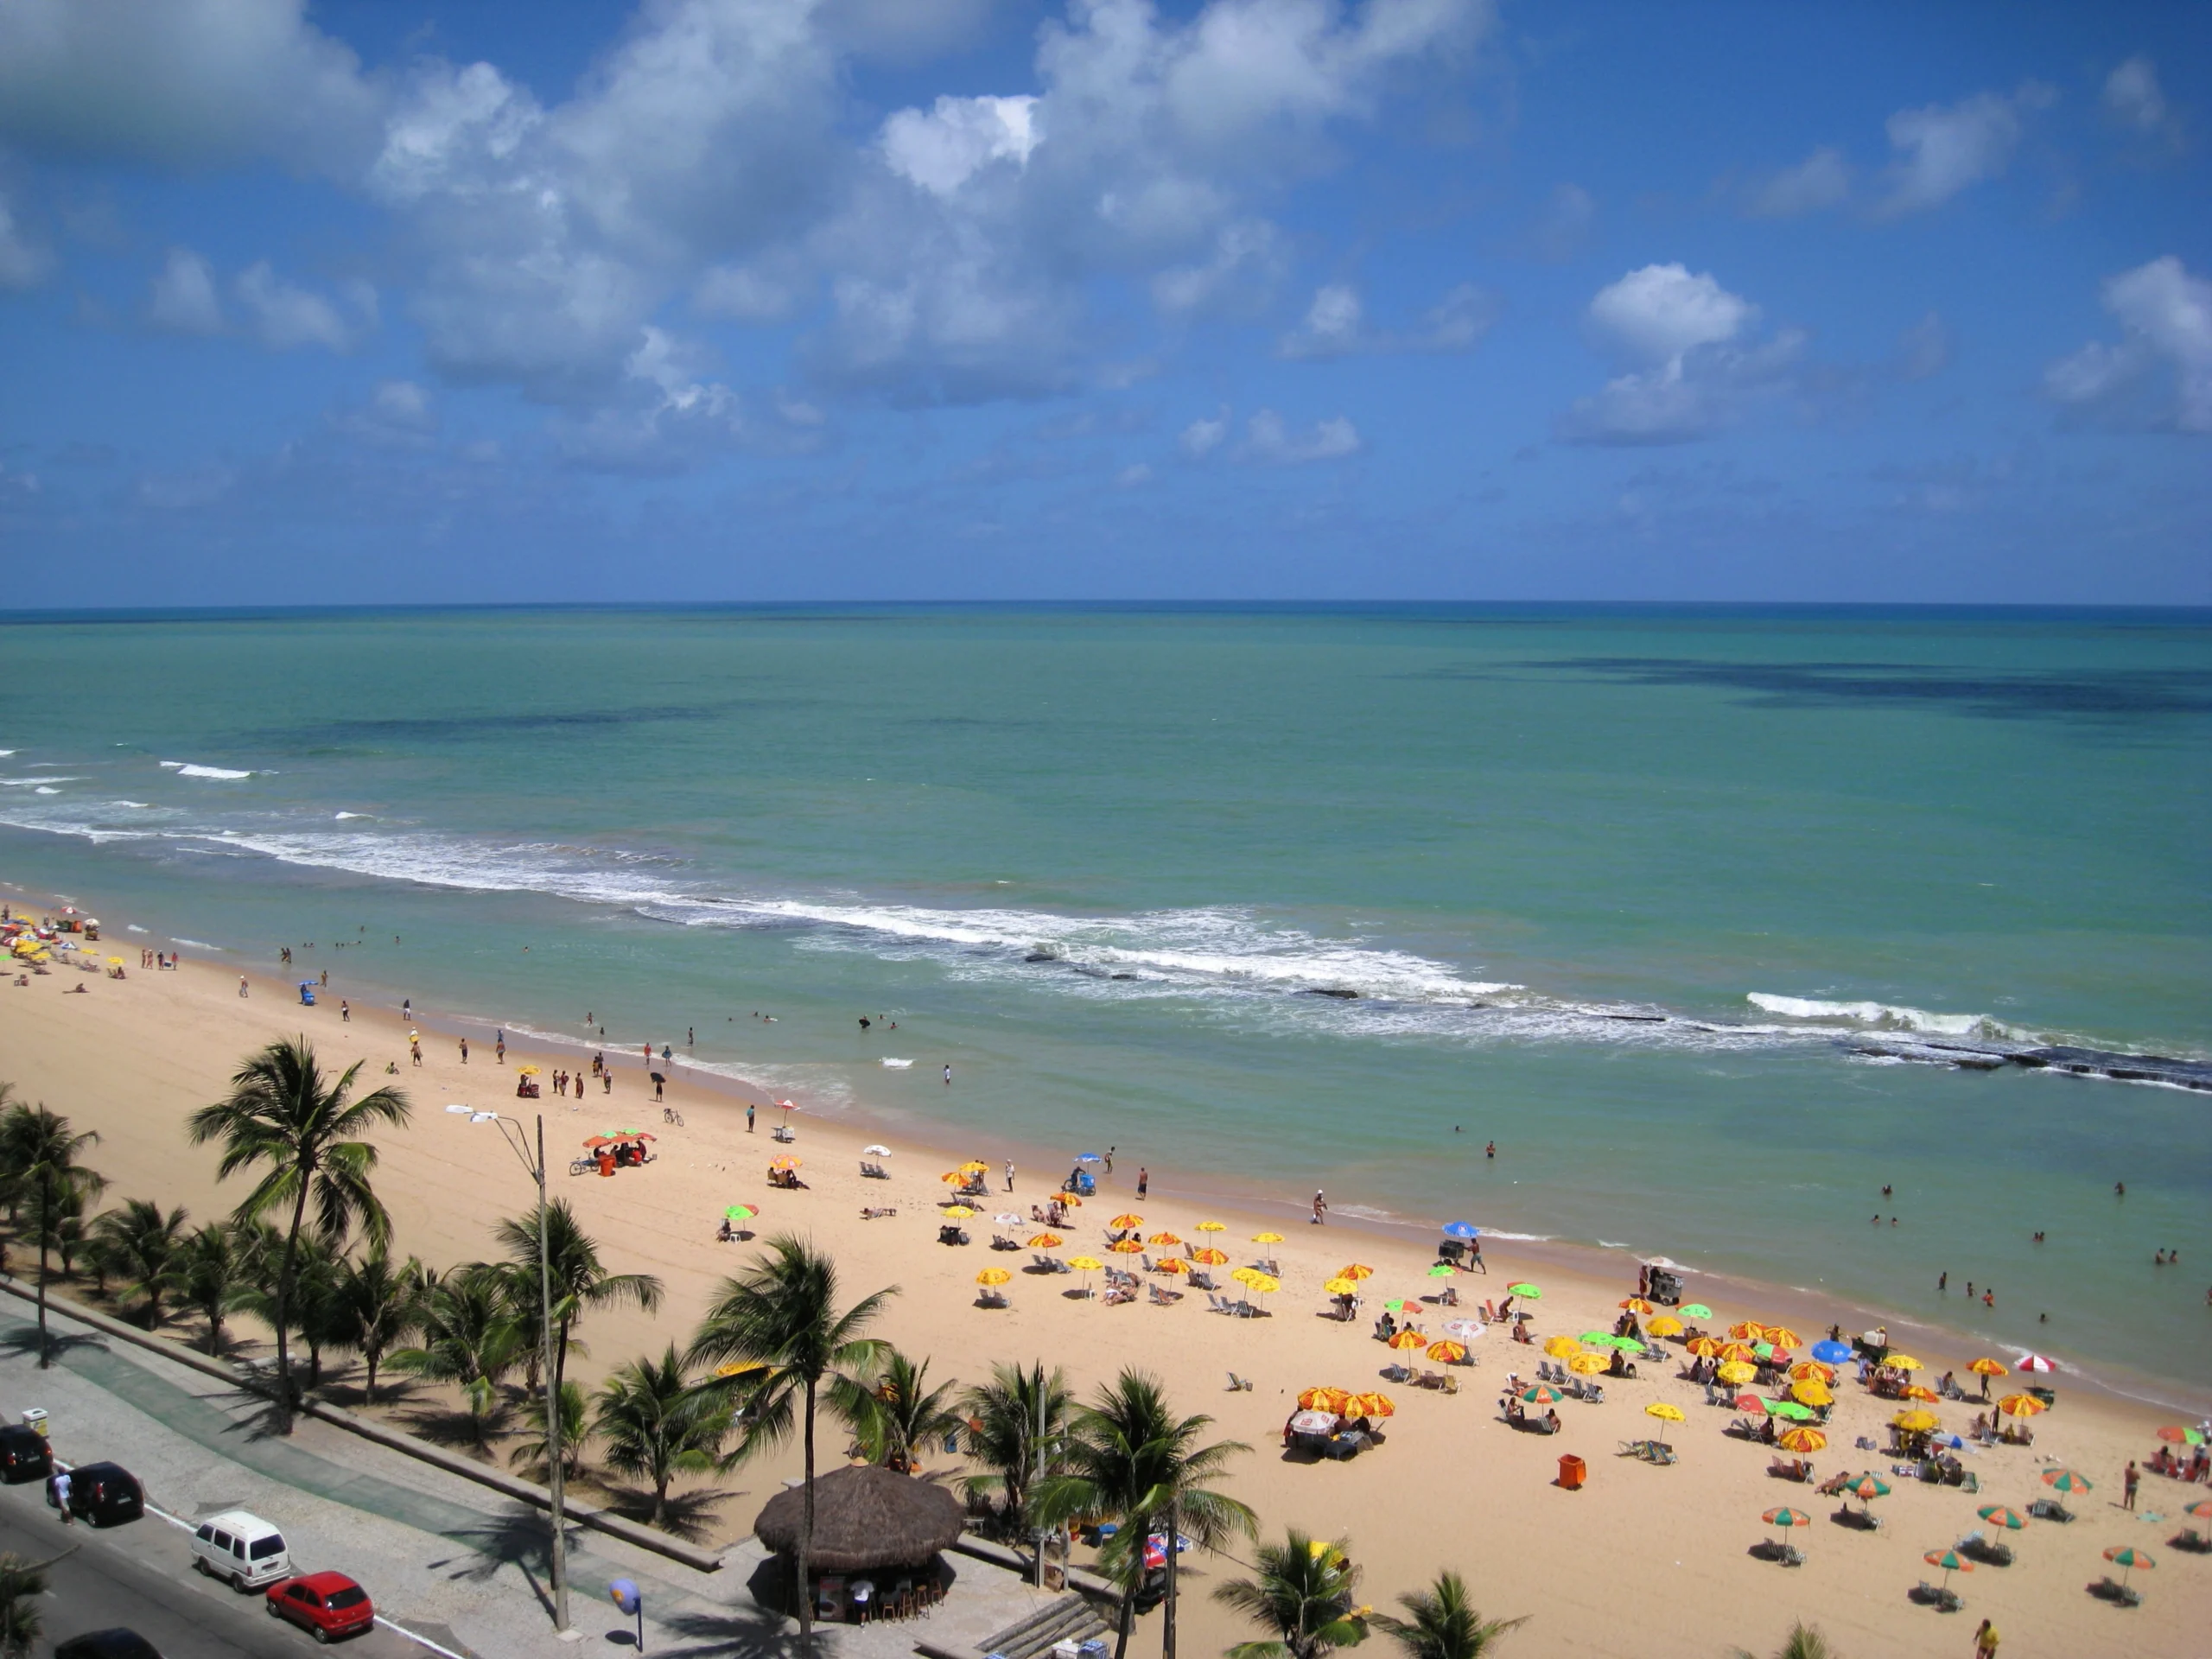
[1112,1581,1137,1659]
[798,1376,817,1645]
[272,1178,311,1433]
[652,1471,668,1529]
[1161,1500,1179,1659]
[35,1167,50,1370]
[365,1349,379,1406]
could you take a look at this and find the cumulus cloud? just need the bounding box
[1179,411,1230,458]
[331,379,438,448]
[881,95,1040,197]
[1560,263,1802,445]
[1878,84,2054,217]
[0,0,382,174]
[0,191,53,289]
[1743,146,1850,218]
[147,248,225,334]
[2102,56,2176,143]
[2044,256,2212,433]
[1241,409,1362,463]
[1278,278,1498,359]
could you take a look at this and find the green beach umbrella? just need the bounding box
[2043,1469,2093,1494]
[1977,1505,2028,1531]
[1507,1282,1541,1299]
[724,1204,757,1221]
[2102,1544,2153,1591]
[1679,1303,1713,1319]
[1752,1340,1777,1358]
[1579,1330,1614,1344]
[1762,1506,1812,1529]
[1427,1264,1456,1278]
[1923,1548,1972,1595]
[1518,1384,1565,1404]
[1765,1400,1815,1421]
[1384,1299,1413,1313]
[1847,1474,1891,1503]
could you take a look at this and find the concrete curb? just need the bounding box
[948,1535,1118,1605]
[0,1274,725,1573]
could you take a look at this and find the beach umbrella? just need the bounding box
[976,1268,1012,1287]
[1389,1329,1430,1351]
[1196,1221,1226,1234]
[863,1144,892,1157]
[1996,1394,2045,1418]
[1788,1361,1835,1383]
[1891,1409,1940,1433]
[1324,1276,1362,1296]
[1790,1380,1833,1408]
[770,1155,802,1171]
[1074,1153,1103,1164]
[2042,1469,2092,1494]
[1847,1474,1891,1503]
[1647,1315,1684,1338]
[1240,1272,1280,1296]
[1885,1354,1924,1372]
[1506,1281,1541,1299]
[723,1204,758,1222]
[1764,1507,1812,1538]
[1687,1337,1725,1359]
[1253,1232,1285,1244]
[715,1361,767,1380]
[1567,1352,1608,1376]
[1728,1322,1766,1343]
[960,1160,990,1173]
[1109,1238,1145,1255]
[1545,1336,1580,1358]
[1810,1339,1851,1363]
[1646,1402,1686,1425]
[1348,1392,1395,1419]
[1442,1222,1480,1239]
[2183,1498,2212,1548]
[1578,1330,1616,1345]
[1110,1213,1145,1229]
[1052,1192,1084,1206]
[1147,1231,1183,1247]
[1619,1297,1655,1313]
[1968,1357,2008,1378]
[1733,1394,1765,1412]
[995,1213,1026,1227]
[941,1171,968,1183]
[1427,1264,1457,1279]
[518,1065,540,1077]
[1764,1325,1802,1349]
[1718,1343,1757,1365]
[2155,1426,2207,1446]
[1679,1303,1713,1319]
[1300,1387,1352,1414]
[1156,1257,1190,1275]
[2102,1545,2153,1591]
[1192,1247,1229,1266]
[1427,1340,1468,1363]
[2014,1352,2058,1374]
[1442,1319,1486,1341]
[1977,1505,2028,1532]
[1518,1385,1565,1404]
[1028,1233,1065,1249]
[1778,1427,1826,1453]
[943,1205,976,1219]
[1383,1299,1414,1313]
[1923,1549,1973,1595]
[1068,1255,1103,1271]
[1337,1263,1376,1281]
[1766,1401,1815,1422]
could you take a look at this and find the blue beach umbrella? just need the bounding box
[1075,1153,1104,1164]
[1442,1222,1481,1239]
[1810,1339,1852,1363]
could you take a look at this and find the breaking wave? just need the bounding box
[1748,993,2031,1043]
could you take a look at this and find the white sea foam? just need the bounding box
[1748,992,2031,1042]
[160,762,256,779]
[334,811,369,820]
[125,924,148,933]
[881,1058,912,1068]
[33,787,59,795]
[109,801,152,810]
[1,777,83,786]
[169,938,221,950]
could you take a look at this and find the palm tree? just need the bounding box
[329,1247,427,1404]
[391,1266,525,1452]
[182,1221,252,1355]
[687,1236,897,1645]
[0,1552,46,1658]
[834,1348,963,1474]
[494,1199,662,1464]
[594,1346,733,1528]
[513,1379,590,1485]
[961,1361,1071,1554]
[1729,1624,1834,1659]
[1037,1370,1256,1659]
[187,1038,410,1431]
[0,1102,105,1368]
[88,1198,191,1329]
[1370,1572,1526,1659]
[1213,1530,1367,1659]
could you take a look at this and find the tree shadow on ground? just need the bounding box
[597,1483,736,1542]
[0,1323,106,1365]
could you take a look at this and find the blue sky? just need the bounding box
[0,0,2206,606]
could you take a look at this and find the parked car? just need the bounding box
[190,1510,292,1590]
[0,1423,53,1483]
[264,1573,374,1643]
[54,1633,164,1658]
[48,1462,144,1527]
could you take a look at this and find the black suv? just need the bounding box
[56,1634,164,1658]
[0,1424,52,1483]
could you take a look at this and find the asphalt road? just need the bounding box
[0,1475,416,1658]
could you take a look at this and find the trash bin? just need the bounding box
[1557,1453,1586,1490]
[21,1410,47,1439]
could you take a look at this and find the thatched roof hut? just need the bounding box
[754,1465,966,1573]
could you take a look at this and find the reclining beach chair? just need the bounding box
[1581,1383,1605,1406]
[1147,1283,1183,1306]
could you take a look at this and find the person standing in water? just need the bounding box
[944,1064,952,1086]
[1313,1189,1327,1224]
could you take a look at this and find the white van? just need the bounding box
[189,1510,291,1590]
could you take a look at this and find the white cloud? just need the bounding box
[2102,56,2173,140]
[235,261,356,351]
[332,379,438,447]
[1278,278,1497,359]
[1878,84,2053,217]
[1745,147,1850,218]
[0,0,382,174]
[147,248,225,334]
[1116,461,1153,487]
[1179,411,1230,458]
[0,191,53,289]
[1151,219,1287,315]
[694,264,802,321]
[2044,256,2212,433]
[1241,409,1362,463]
[881,95,1040,196]
[1564,264,1802,445]
[1278,283,1365,357]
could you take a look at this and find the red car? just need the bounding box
[264,1572,374,1643]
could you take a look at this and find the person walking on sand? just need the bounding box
[747,1102,756,1134]
[1973,1618,1999,1658]
[1135,1167,1148,1198]
[238,976,249,997]
[1004,1159,1016,1192]
[495,1034,505,1063]
[2124,1460,2139,1510]
[459,1037,468,1064]
[1313,1189,1327,1225]
[340,1000,350,1022]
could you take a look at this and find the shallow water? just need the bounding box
[2,604,2207,1384]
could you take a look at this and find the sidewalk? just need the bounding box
[0,1304,1058,1657]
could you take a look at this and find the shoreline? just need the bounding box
[11,872,2208,1419]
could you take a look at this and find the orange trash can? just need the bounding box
[1557,1453,1586,1490]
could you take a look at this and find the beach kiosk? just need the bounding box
[754,1465,964,1625]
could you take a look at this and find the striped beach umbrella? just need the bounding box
[1976,1505,2028,1531]
[2042,1468,2092,1493]
[1777,1427,1826,1453]
[2102,1544,2153,1591]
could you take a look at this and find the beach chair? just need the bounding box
[2093,1576,2143,1608]
[992,1233,1020,1250]
[1147,1283,1183,1306]
[1439,1372,1459,1394]
[1189,1270,1217,1290]
[1912,1581,1963,1613]
[1226,1372,1254,1391]
[1581,1383,1605,1406]
[2027,1497,2072,1522]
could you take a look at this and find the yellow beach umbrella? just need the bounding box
[1686,1336,1725,1358]
[1337,1263,1376,1281]
[1647,1315,1684,1338]
[1300,1386,1351,1414]
[1155,1257,1190,1275]
[1233,1268,1279,1294]
[1717,1343,1757,1365]
[959,1160,990,1173]
[1197,1221,1226,1233]
[1645,1402,1686,1425]
[941,1171,968,1183]
[1764,1326,1802,1350]
[1052,1192,1084,1207]
[1619,1297,1656,1314]
[1968,1357,2009,1378]
[1110,1213,1145,1229]
[1544,1335,1580,1359]
[1892,1409,1940,1433]
[1790,1380,1834,1408]
[1389,1329,1429,1351]
[1028,1233,1065,1249]
[1899,1384,1939,1403]
[942,1205,976,1219]
[1068,1255,1103,1272]
[518,1065,541,1077]
[1728,1321,1766,1343]
[1347,1392,1395,1420]
[1192,1247,1230,1266]
[1788,1361,1835,1383]
[1779,1427,1827,1453]
[1567,1352,1608,1376]
[1716,1360,1757,1386]
[1147,1231,1183,1247]
[1996,1394,2046,1418]
[1253,1232,1285,1243]
[1885,1354,1924,1372]
[1427,1340,1467,1363]
[1109,1238,1146,1254]
[976,1268,1012,1287]
[1323,1277,1361,1296]
[771,1154,803,1170]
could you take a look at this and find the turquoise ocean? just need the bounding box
[1,606,2207,1394]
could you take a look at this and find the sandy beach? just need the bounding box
[1,903,2203,1658]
